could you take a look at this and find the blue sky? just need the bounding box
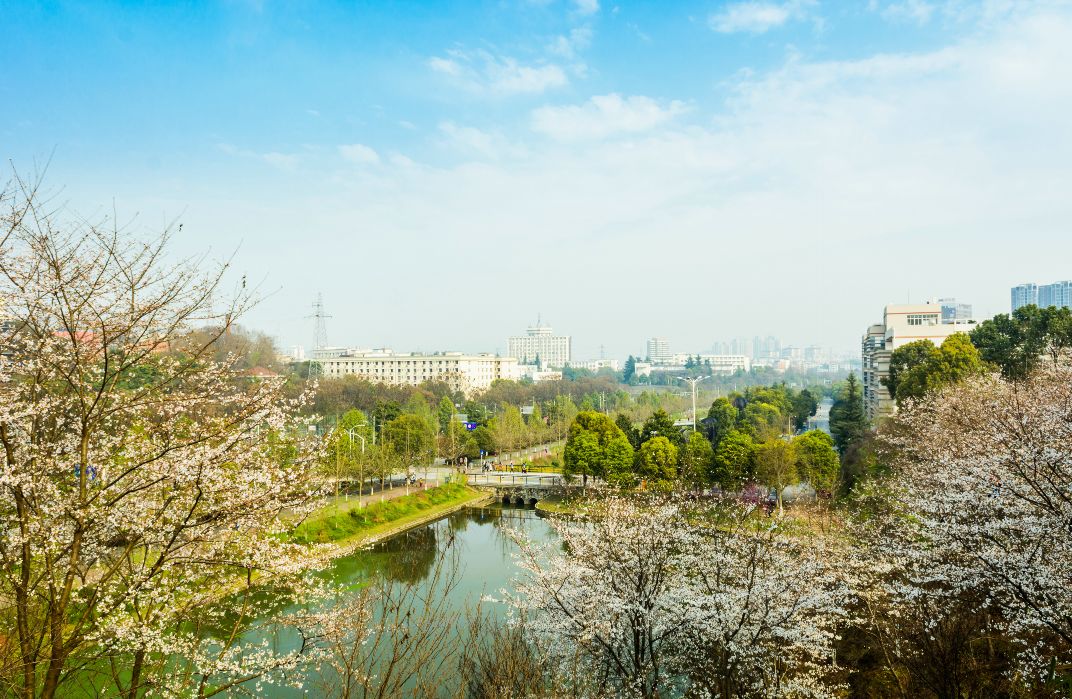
[4,0,1072,359]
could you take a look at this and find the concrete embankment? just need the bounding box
[322,489,494,559]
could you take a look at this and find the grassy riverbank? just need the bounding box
[291,483,487,546]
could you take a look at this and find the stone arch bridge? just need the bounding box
[466,472,593,506]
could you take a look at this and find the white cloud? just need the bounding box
[427,49,568,95]
[709,1,805,34]
[338,143,380,165]
[427,56,462,77]
[881,0,936,24]
[531,94,688,140]
[260,152,299,169]
[193,6,1072,357]
[438,122,524,159]
[548,26,593,59]
[573,0,599,16]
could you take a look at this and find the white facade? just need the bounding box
[519,365,563,382]
[507,324,571,368]
[669,353,750,374]
[318,349,520,395]
[570,358,621,372]
[861,302,976,422]
[647,337,671,365]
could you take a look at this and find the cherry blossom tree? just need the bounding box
[869,366,1072,686]
[507,496,850,698]
[0,175,328,697]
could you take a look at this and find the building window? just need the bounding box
[907,314,938,326]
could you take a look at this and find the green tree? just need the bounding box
[703,397,739,447]
[970,306,1048,380]
[436,396,455,433]
[636,436,678,490]
[829,373,867,454]
[895,333,988,404]
[754,439,797,514]
[471,425,496,456]
[623,355,637,383]
[382,414,435,466]
[463,401,492,426]
[679,431,715,491]
[492,404,527,453]
[615,413,641,450]
[603,433,636,486]
[789,388,819,432]
[563,429,600,484]
[372,400,403,438]
[883,339,939,399]
[640,409,684,448]
[563,411,635,486]
[741,401,783,438]
[792,430,839,494]
[1038,305,1072,365]
[711,429,756,489]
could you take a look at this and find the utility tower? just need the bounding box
[308,293,331,350]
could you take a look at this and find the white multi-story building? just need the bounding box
[861,301,976,422]
[669,353,750,374]
[702,354,750,374]
[570,358,621,372]
[507,324,571,369]
[318,349,520,395]
[646,337,671,365]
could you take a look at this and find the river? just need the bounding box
[235,503,555,696]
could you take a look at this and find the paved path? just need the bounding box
[320,470,452,510]
[808,397,833,435]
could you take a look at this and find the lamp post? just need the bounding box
[677,375,710,431]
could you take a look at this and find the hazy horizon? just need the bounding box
[5,1,1071,360]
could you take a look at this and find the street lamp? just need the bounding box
[344,425,367,504]
[677,375,710,431]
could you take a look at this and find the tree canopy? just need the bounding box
[893,333,988,404]
[829,373,867,454]
[971,305,1072,380]
[563,411,634,485]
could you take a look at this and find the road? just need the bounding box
[808,397,833,435]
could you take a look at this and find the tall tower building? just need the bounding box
[1011,283,1038,312]
[1039,281,1072,309]
[507,322,571,368]
[646,337,671,365]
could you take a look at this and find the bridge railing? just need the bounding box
[467,474,563,487]
[466,473,604,488]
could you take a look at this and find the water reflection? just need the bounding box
[236,503,553,696]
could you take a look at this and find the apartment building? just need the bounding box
[861,301,976,422]
[507,324,571,368]
[318,349,520,395]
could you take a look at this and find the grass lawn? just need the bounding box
[290,483,486,545]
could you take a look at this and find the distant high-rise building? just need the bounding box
[646,337,672,365]
[862,301,976,422]
[1011,283,1039,312]
[938,297,973,323]
[762,336,781,359]
[508,322,571,368]
[1039,281,1072,310]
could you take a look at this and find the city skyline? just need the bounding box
[5,2,1072,358]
